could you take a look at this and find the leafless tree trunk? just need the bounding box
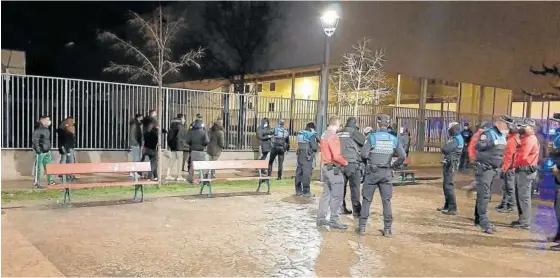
[98,6,204,187]
[337,38,392,117]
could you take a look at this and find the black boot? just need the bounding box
[382,227,392,237]
[355,226,366,236]
[343,207,353,215]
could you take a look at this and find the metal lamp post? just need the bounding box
[317,10,339,134]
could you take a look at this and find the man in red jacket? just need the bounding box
[511,118,540,229]
[317,116,349,230]
[497,116,520,213]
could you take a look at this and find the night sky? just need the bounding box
[1,1,171,81]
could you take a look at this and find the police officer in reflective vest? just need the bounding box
[295,122,319,197]
[473,119,508,234]
[549,115,560,251]
[357,114,406,237]
[268,119,290,180]
[437,122,464,215]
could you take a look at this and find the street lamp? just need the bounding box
[317,10,339,134]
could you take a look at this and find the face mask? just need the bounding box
[181,119,186,125]
[399,128,404,134]
[500,129,509,135]
[464,126,468,130]
[264,123,268,127]
[45,120,52,127]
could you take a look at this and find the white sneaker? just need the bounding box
[165,176,175,181]
[176,176,186,182]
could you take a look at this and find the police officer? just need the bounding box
[338,117,367,216]
[511,119,540,229]
[496,116,519,213]
[357,114,406,237]
[460,123,474,170]
[295,122,319,197]
[549,117,560,251]
[268,119,290,180]
[473,119,508,233]
[438,122,464,215]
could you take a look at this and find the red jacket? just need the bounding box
[468,129,483,160]
[320,128,348,166]
[513,133,540,168]
[501,133,521,172]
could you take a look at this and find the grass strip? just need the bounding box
[2,179,295,204]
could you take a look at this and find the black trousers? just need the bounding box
[459,148,469,169]
[143,148,158,179]
[268,147,285,178]
[182,150,191,172]
[342,163,362,214]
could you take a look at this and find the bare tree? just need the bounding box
[338,38,392,116]
[202,1,279,147]
[98,7,204,186]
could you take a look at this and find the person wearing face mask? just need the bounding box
[165,114,187,181]
[257,118,273,162]
[511,118,540,229]
[268,119,290,180]
[32,115,56,188]
[473,119,508,233]
[496,116,520,213]
[356,114,406,237]
[207,117,226,179]
[460,123,474,170]
[437,122,464,215]
[317,116,349,230]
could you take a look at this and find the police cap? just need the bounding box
[519,118,536,127]
[499,115,515,125]
[376,114,391,125]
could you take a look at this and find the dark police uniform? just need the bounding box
[550,129,560,250]
[474,126,506,233]
[295,128,319,196]
[338,117,367,217]
[357,115,406,237]
[268,122,290,179]
[439,123,464,214]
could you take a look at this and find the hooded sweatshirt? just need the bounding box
[186,119,209,152]
[32,123,51,154]
[167,118,187,151]
[207,121,226,156]
[257,118,273,153]
[337,117,366,163]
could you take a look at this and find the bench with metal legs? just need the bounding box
[193,160,272,198]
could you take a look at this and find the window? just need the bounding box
[257,84,263,92]
[244,84,251,93]
[269,82,276,91]
[268,102,275,112]
[247,102,254,110]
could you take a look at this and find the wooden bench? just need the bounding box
[45,162,159,204]
[192,160,271,197]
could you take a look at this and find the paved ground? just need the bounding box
[3,175,560,277]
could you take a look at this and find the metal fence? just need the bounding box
[2,73,558,152]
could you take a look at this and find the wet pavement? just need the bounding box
[3,180,560,277]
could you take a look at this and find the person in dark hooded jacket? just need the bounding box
[57,117,77,181]
[257,118,273,161]
[338,117,367,216]
[32,115,56,188]
[398,127,411,157]
[143,120,159,180]
[165,114,187,181]
[295,122,319,197]
[129,114,143,164]
[207,118,226,178]
[186,119,210,182]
